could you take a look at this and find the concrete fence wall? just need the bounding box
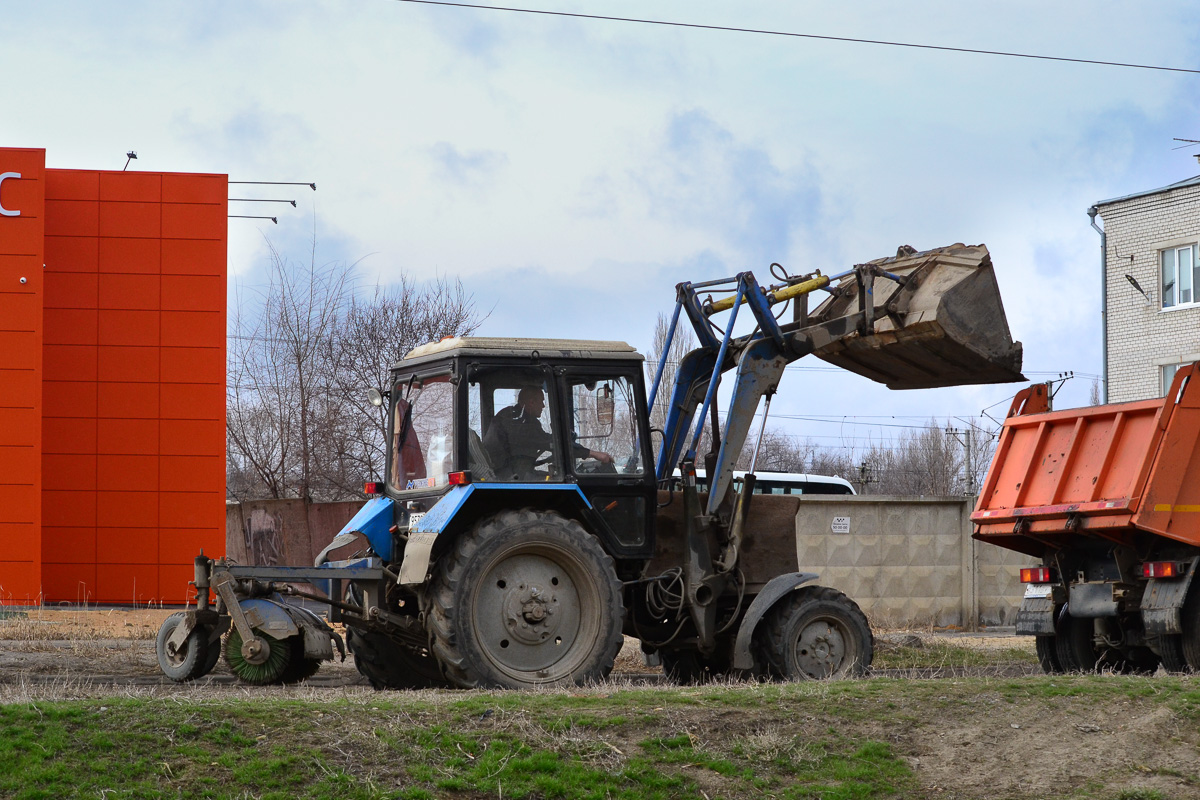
[228,495,1027,630]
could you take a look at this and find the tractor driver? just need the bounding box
[483,386,612,481]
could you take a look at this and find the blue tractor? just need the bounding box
[157,243,1024,688]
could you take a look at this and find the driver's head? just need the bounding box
[516,386,545,417]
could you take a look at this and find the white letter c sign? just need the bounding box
[0,172,21,217]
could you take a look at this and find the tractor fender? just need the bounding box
[397,484,594,585]
[731,571,820,671]
[330,497,396,562]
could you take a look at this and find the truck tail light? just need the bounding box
[1020,567,1055,584]
[363,481,385,495]
[448,471,471,486]
[1143,561,1187,579]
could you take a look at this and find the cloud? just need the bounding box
[428,142,509,187]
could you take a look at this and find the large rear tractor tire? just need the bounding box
[759,586,873,680]
[156,612,211,682]
[224,627,293,685]
[346,628,448,690]
[427,509,624,689]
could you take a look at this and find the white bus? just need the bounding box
[677,469,856,496]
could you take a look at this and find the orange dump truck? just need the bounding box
[973,364,1200,673]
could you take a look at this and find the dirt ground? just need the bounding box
[4,609,1198,799]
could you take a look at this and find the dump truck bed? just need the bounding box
[973,364,1200,556]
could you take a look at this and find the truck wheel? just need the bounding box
[1155,635,1189,673]
[761,586,873,680]
[1181,587,1200,672]
[427,509,625,689]
[1054,612,1098,672]
[224,628,293,685]
[1034,636,1064,673]
[156,612,210,682]
[346,628,448,690]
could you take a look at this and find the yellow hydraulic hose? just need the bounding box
[707,274,831,314]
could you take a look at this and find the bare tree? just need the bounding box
[226,243,483,503]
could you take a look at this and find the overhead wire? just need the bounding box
[388,0,1200,75]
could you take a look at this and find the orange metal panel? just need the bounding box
[159,491,224,529]
[43,380,97,418]
[0,445,38,484]
[160,383,223,420]
[95,563,158,603]
[96,418,158,455]
[161,310,221,346]
[0,332,39,369]
[43,200,98,237]
[42,489,96,527]
[0,369,37,405]
[41,527,97,563]
[158,564,200,603]
[161,274,223,312]
[0,523,39,561]
[39,563,97,603]
[98,345,159,383]
[43,309,98,345]
[45,170,99,201]
[161,346,223,383]
[97,491,158,528]
[161,456,223,492]
[41,453,96,491]
[163,202,226,240]
[99,237,160,274]
[97,381,159,419]
[0,409,39,445]
[98,309,159,346]
[43,418,97,455]
[162,238,224,275]
[43,272,98,310]
[44,235,99,272]
[0,292,41,330]
[99,172,161,203]
[42,345,97,381]
[160,529,223,563]
[160,419,224,456]
[97,528,157,564]
[162,174,226,204]
[0,484,38,522]
[0,562,41,603]
[96,454,158,492]
[98,201,160,238]
[1133,366,1200,544]
[98,273,159,310]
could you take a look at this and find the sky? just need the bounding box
[3,0,1199,457]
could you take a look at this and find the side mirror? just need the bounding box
[596,384,615,426]
[367,387,386,407]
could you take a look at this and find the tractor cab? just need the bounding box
[383,337,658,561]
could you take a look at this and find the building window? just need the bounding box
[1161,244,1197,309]
[1163,362,1194,395]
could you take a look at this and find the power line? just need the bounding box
[389,0,1200,75]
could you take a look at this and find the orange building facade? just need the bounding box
[0,147,227,605]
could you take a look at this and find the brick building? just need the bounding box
[1092,173,1200,403]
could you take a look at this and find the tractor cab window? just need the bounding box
[469,368,562,483]
[566,375,644,475]
[390,373,455,492]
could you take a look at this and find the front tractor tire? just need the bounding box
[156,612,212,682]
[759,586,873,680]
[427,509,625,689]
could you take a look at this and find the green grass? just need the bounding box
[3,675,1199,799]
[872,639,1039,670]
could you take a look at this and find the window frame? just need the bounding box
[386,367,459,495]
[1160,243,1198,311]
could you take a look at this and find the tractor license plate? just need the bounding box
[407,512,426,530]
[1023,583,1052,599]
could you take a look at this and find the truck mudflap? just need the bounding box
[731,571,820,671]
[1142,557,1200,635]
[1014,594,1056,636]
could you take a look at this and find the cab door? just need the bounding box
[558,368,656,558]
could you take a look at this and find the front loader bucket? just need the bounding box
[807,243,1025,390]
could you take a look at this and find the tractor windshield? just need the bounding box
[389,373,456,492]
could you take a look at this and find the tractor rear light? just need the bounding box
[1020,567,1055,584]
[364,481,385,495]
[1143,561,1187,579]
[448,471,471,486]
